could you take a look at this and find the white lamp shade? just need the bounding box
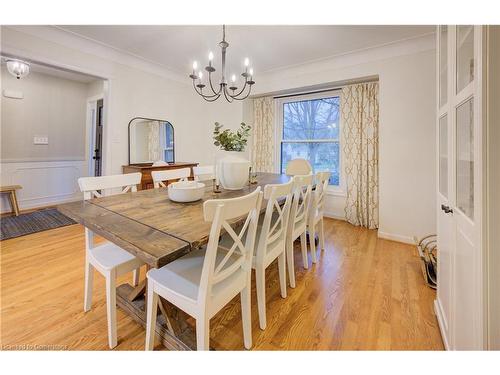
[6,59,30,79]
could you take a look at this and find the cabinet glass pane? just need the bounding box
[456,25,474,93]
[456,98,474,220]
[439,26,448,107]
[439,115,448,197]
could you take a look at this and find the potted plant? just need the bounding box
[213,122,251,190]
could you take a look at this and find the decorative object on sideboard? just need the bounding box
[213,122,251,190]
[189,25,255,103]
[6,59,30,79]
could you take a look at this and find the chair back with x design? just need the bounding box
[198,187,263,306]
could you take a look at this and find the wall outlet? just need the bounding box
[33,136,49,145]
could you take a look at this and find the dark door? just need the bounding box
[93,99,104,176]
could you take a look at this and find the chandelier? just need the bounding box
[6,59,30,79]
[189,25,255,103]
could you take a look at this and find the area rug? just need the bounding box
[0,208,76,241]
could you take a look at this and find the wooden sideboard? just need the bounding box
[122,162,198,190]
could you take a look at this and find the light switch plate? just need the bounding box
[2,90,24,99]
[33,136,49,145]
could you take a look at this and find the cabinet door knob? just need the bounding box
[441,204,453,214]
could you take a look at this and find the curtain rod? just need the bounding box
[270,77,379,100]
[273,87,341,99]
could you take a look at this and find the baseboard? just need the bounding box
[0,195,81,214]
[377,230,414,245]
[323,211,345,220]
[434,299,450,350]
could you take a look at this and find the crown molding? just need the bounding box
[250,32,436,96]
[2,25,188,85]
[259,32,436,78]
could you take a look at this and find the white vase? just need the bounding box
[217,151,250,190]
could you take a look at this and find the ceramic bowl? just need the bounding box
[167,181,205,202]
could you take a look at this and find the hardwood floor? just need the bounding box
[0,218,443,350]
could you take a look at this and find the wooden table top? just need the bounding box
[58,173,290,268]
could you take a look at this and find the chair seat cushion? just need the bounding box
[148,247,244,302]
[89,242,139,270]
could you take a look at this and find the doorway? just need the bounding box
[93,99,104,176]
[87,94,105,177]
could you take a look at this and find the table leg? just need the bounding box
[158,298,176,334]
[127,279,147,302]
[116,265,199,350]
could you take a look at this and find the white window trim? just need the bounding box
[274,89,346,196]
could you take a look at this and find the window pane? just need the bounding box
[456,25,474,93]
[283,97,340,140]
[439,115,448,197]
[281,142,340,185]
[456,98,474,220]
[439,26,448,107]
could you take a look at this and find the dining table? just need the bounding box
[58,172,291,350]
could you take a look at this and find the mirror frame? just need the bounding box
[127,117,175,165]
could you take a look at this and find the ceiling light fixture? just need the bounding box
[189,25,255,103]
[6,59,30,79]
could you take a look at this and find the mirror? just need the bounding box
[128,117,175,165]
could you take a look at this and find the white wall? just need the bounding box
[251,35,437,242]
[0,26,245,211]
[86,79,103,98]
[1,66,88,161]
[0,67,93,212]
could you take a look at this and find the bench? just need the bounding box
[1,185,22,216]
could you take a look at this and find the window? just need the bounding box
[160,121,175,163]
[278,91,342,187]
[164,124,174,162]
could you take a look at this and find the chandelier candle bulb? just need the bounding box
[244,57,249,67]
[189,61,200,80]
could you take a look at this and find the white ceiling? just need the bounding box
[57,25,434,79]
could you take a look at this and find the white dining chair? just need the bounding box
[78,172,145,349]
[219,179,293,330]
[253,180,293,330]
[145,187,263,351]
[307,171,331,264]
[151,168,191,188]
[286,174,313,288]
[285,158,312,176]
[193,165,215,182]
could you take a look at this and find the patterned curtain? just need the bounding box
[147,121,161,162]
[252,97,275,172]
[341,82,379,229]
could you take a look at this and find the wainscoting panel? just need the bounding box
[0,160,87,213]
